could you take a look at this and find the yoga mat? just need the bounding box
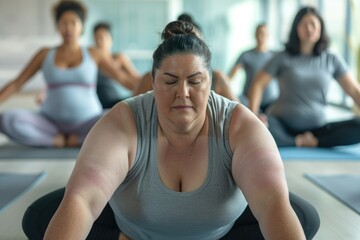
[0,172,46,212]
[305,174,360,214]
[0,143,79,160]
[279,144,360,161]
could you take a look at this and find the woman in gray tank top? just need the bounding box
[23,21,319,240]
[248,6,360,148]
[0,1,139,147]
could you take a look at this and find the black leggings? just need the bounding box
[268,116,360,147]
[22,188,319,240]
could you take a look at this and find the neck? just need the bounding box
[97,45,111,54]
[300,42,314,55]
[60,42,80,51]
[158,116,208,154]
[255,44,268,52]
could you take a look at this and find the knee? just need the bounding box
[354,117,360,126]
[22,188,65,239]
[22,205,44,240]
[1,110,29,136]
[290,192,320,240]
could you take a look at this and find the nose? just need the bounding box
[176,81,190,99]
[305,23,315,33]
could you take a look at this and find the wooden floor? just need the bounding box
[1,93,360,240]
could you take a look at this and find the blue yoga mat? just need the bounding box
[279,144,360,161]
[305,174,360,214]
[0,172,46,212]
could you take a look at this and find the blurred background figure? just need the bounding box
[94,22,141,109]
[248,6,360,148]
[0,0,136,148]
[228,23,278,111]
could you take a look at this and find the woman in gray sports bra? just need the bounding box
[0,1,138,148]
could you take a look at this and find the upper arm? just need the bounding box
[213,71,240,102]
[247,71,273,113]
[252,70,273,88]
[13,48,49,87]
[65,102,137,210]
[229,105,288,216]
[133,72,153,96]
[95,50,136,90]
[229,63,243,79]
[115,53,140,77]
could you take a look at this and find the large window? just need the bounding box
[84,0,182,74]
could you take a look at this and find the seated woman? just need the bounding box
[94,22,141,109]
[0,1,138,148]
[248,6,360,148]
[22,21,319,240]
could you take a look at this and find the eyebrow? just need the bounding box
[163,72,202,78]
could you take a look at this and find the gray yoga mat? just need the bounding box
[305,174,360,214]
[0,172,46,212]
[0,143,79,160]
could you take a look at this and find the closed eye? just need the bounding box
[165,79,178,85]
[165,80,177,85]
[189,81,200,85]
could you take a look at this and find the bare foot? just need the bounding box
[119,233,132,240]
[53,134,66,148]
[295,132,318,147]
[66,134,80,147]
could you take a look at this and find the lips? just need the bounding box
[172,105,193,110]
[64,32,73,38]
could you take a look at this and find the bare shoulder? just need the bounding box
[113,52,127,59]
[103,101,137,134]
[38,47,50,55]
[87,47,103,63]
[228,104,274,152]
[32,47,51,61]
[229,104,257,129]
[213,70,228,80]
[213,69,231,86]
[113,53,131,63]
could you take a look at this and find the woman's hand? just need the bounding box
[119,233,132,240]
[257,113,269,127]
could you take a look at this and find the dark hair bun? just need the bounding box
[161,21,197,40]
[177,13,193,23]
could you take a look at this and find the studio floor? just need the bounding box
[0,93,360,240]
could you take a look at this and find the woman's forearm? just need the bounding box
[0,81,20,102]
[248,71,272,114]
[44,195,96,240]
[248,83,264,115]
[260,201,306,240]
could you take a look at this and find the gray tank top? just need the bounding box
[40,47,102,123]
[109,91,247,240]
